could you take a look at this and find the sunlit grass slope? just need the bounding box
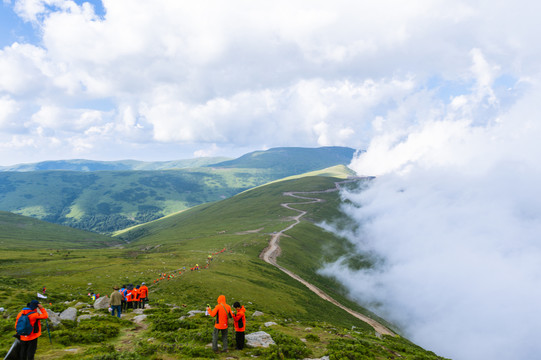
[0,211,122,249]
[110,175,377,325]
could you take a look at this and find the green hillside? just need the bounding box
[0,147,355,234]
[0,211,122,249]
[0,172,447,359]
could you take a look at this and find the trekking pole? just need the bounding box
[45,319,52,344]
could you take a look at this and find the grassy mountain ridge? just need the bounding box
[0,147,356,233]
[210,146,356,174]
[0,172,447,359]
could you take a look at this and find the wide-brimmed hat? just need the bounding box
[113,286,119,290]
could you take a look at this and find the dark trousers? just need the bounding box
[212,328,228,351]
[19,338,38,360]
[235,331,245,350]
[111,305,121,318]
[121,300,127,311]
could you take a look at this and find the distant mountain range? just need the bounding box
[0,157,230,172]
[0,146,357,233]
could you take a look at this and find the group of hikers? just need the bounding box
[107,283,149,318]
[10,293,246,358]
[8,248,244,358]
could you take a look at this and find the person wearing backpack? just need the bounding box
[232,302,246,350]
[15,300,48,360]
[206,295,233,353]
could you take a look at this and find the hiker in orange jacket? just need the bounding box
[15,300,49,359]
[232,302,246,350]
[139,282,149,309]
[125,286,134,310]
[133,285,141,309]
[207,295,233,353]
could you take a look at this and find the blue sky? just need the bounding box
[2,2,541,359]
[0,2,33,46]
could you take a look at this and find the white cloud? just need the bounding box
[0,42,48,95]
[0,0,540,167]
[321,69,541,360]
[0,95,20,130]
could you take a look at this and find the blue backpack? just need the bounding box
[16,310,36,336]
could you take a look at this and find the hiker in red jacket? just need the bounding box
[232,302,246,350]
[207,295,233,353]
[139,282,149,309]
[15,300,49,360]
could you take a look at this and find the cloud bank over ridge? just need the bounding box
[320,55,541,360]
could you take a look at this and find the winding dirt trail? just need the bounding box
[259,179,395,336]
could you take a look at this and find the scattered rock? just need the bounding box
[133,309,144,315]
[264,321,277,327]
[93,296,109,310]
[246,331,275,348]
[77,315,94,322]
[60,307,77,321]
[133,315,147,324]
[252,311,264,317]
[188,310,205,317]
[46,310,62,327]
[303,357,329,360]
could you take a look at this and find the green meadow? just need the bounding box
[0,171,448,359]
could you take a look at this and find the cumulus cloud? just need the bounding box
[2,0,536,164]
[0,0,540,166]
[320,58,541,360]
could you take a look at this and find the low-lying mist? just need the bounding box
[319,85,541,359]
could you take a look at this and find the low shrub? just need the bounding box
[180,345,216,358]
[52,317,126,346]
[326,338,381,360]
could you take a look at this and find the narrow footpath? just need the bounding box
[259,179,395,336]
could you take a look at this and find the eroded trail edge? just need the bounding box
[259,179,395,336]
